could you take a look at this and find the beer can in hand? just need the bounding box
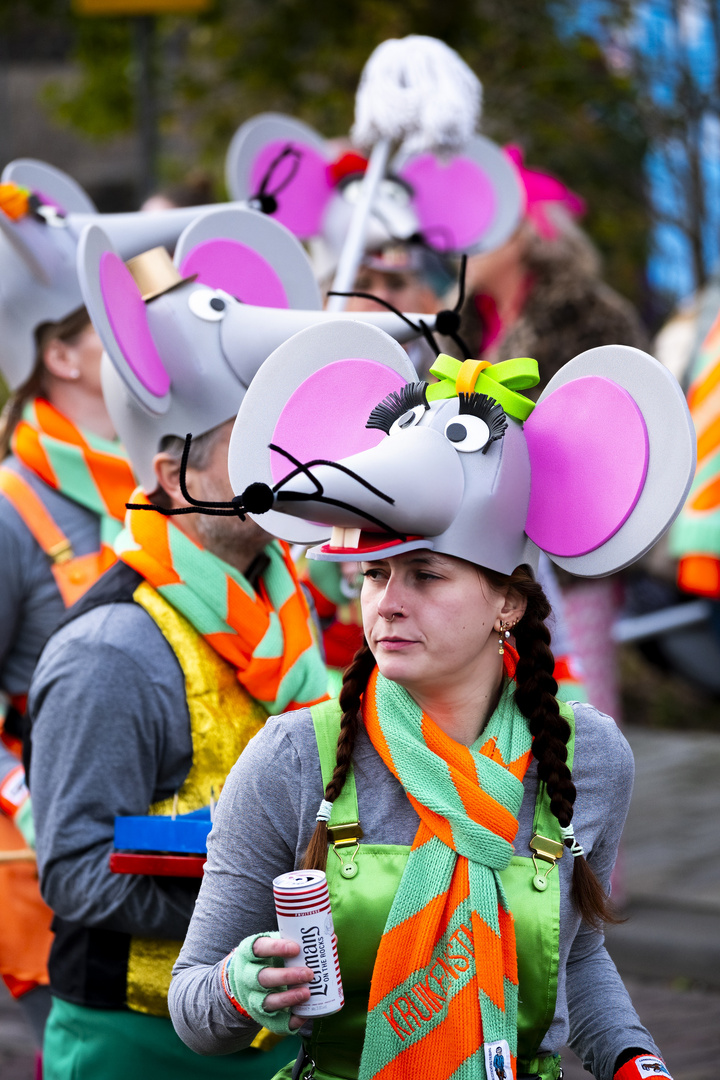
[273,869,344,1017]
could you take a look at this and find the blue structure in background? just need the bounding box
[570,0,720,302]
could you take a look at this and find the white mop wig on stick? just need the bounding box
[351,35,482,158]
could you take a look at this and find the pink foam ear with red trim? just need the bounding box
[399,154,496,252]
[270,359,407,483]
[524,376,649,557]
[179,239,289,308]
[249,140,332,240]
[99,252,170,397]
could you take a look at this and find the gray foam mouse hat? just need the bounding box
[0,158,251,390]
[227,322,696,577]
[226,112,524,260]
[78,207,441,492]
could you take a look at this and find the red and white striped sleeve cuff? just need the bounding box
[220,951,252,1019]
[615,1054,672,1080]
[0,764,29,818]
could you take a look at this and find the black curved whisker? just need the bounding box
[300,458,395,505]
[326,291,421,333]
[178,434,238,509]
[125,503,241,517]
[454,254,467,314]
[269,443,395,506]
[276,490,405,539]
[268,444,324,497]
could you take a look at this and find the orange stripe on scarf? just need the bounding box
[118,493,329,712]
[360,657,529,1080]
[12,399,136,521]
[370,979,487,1080]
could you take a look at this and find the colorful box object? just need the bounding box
[113,805,212,864]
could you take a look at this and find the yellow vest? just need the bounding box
[126,582,268,1017]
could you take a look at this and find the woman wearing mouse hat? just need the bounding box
[168,321,692,1080]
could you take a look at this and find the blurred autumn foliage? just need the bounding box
[4,0,651,309]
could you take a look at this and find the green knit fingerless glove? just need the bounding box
[226,932,296,1036]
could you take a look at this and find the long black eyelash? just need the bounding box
[458,393,508,452]
[366,382,429,434]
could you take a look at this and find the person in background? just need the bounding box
[459,147,650,722]
[0,183,136,1060]
[344,241,455,381]
[27,247,329,1080]
[311,236,584,702]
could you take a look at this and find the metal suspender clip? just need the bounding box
[328,821,363,879]
[47,538,74,564]
[529,832,564,893]
[327,821,363,847]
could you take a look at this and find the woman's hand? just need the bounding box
[225,931,314,1035]
[253,935,313,1031]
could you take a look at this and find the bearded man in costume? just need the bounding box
[26,231,330,1080]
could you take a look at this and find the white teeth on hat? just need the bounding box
[330,526,362,550]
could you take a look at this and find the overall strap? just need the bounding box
[532,699,576,840]
[310,699,360,829]
[0,467,73,562]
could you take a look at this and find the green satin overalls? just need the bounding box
[275,699,575,1080]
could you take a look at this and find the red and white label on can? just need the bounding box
[273,870,344,1017]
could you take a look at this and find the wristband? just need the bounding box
[0,765,29,818]
[226,931,297,1036]
[615,1054,672,1079]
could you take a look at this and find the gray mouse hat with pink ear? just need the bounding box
[78,207,441,493]
[0,158,251,390]
[226,112,524,261]
[227,322,696,578]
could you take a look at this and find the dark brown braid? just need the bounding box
[485,564,621,928]
[301,640,376,872]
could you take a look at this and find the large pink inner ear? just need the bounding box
[99,252,170,397]
[525,376,649,557]
[270,360,407,484]
[250,140,332,240]
[399,155,496,252]
[179,239,289,308]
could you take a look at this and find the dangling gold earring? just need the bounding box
[498,621,511,655]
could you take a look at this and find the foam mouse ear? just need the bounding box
[0,160,97,285]
[524,344,696,576]
[174,206,321,310]
[228,320,417,544]
[77,224,171,417]
[225,113,332,240]
[395,134,525,254]
[3,159,97,216]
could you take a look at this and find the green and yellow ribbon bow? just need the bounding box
[427,355,539,422]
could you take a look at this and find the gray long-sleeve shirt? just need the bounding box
[28,599,199,941]
[169,702,660,1080]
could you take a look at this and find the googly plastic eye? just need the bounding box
[389,405,426,436]
[444,414,491,453]
[188,288,229,322]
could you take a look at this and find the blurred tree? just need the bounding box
[3,0,651,307]
[584,0,720,301]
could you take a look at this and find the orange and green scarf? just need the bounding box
[360,659,532,1080]
[11,398,136,552]
[116,493,329,714]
